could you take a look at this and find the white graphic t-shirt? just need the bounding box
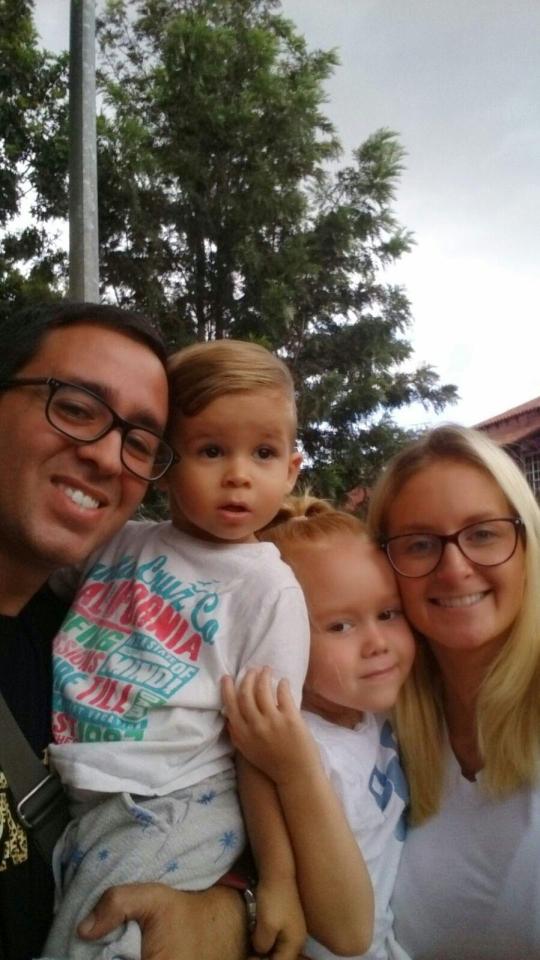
[49,522,310,797]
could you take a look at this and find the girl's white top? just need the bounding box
[302,710,410,960]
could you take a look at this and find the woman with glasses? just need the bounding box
[368,424,540,960]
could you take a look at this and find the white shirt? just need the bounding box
[302,711,410,960]
[392,740,540,959]
[49,522,310,795]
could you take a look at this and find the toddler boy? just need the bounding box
[44,340,309,960]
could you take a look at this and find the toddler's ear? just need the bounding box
[287,450,303,491]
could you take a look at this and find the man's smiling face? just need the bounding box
[0,322,168,609]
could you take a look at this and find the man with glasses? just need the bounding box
[0,303,246,960]
[0,378,178,484]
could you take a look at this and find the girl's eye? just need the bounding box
[200,445,222,458]
[378,609,403,622]
[328,621,353,633]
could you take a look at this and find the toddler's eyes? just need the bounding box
[378,609,403,622]
[255,446,276,460]
[200,445,222,458]
[328,621,353,633]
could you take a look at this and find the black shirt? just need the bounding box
[0,586,68,960]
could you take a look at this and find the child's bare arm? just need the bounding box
[236,755,306,959]
[223,669,374,956]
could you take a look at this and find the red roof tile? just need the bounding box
[480,422,540,445]
[475,396,540,428]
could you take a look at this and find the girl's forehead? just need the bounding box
[291,534,398,598]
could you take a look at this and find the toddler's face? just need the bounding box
[164,389,301,543]
[290,534,415,727]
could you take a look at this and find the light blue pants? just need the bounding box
[42,769,244,960]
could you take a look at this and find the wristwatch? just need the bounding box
[217,870,257,933]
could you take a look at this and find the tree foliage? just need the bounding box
[95,0,340,343]
[0,0,68,308]
[1,0,457,497]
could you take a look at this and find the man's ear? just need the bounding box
[287,450,303,492]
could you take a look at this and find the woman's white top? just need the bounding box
[392,739,540,959]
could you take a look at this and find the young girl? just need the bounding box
[222,496,415,960]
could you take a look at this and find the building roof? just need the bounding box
[475,395,540,446]
[481,421,540,445]
[476,395,540,429]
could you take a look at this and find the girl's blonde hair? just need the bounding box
[368,424,540,823]
[259,492,369,553]
[167,339,296,433]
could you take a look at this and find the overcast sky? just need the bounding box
[34,0,540,428]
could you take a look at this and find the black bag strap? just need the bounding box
[0,689,70,865]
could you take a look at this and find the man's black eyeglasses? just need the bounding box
[0,377,178,482]
[381,517,524,578]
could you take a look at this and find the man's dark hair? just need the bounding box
[0,301,167,380]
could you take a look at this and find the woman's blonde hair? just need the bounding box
[368,424,540,822]
[167,339,296,433]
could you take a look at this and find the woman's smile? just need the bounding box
[429,590,489,608]
[386,459,525,657]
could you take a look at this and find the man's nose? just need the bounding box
[75,428,125,477]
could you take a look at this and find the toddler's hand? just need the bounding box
[221,667,321,785]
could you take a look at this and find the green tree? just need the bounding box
[4,0,457,497]
[94,0,456,495]
[96,0,340,344]
[0,0,69,308]
[289,130,457,496]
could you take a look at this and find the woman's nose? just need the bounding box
[434,541,475,580]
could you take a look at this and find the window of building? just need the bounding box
[524,452,540,496]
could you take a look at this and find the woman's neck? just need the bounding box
[442,688,482,780]
[432,644,498,779]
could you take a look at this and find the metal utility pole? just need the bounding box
[69,0,99,301]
